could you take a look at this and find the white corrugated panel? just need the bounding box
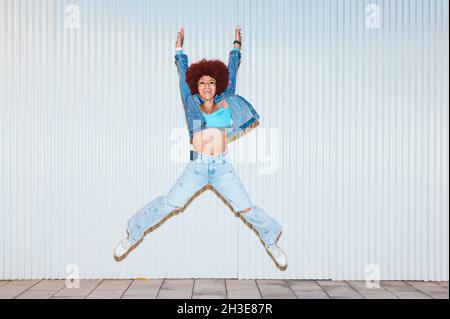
[0,0,448,280]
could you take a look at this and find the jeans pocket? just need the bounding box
[187,160,205,176]
[220,165,237,182]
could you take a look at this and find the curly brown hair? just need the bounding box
[185,59,229,95]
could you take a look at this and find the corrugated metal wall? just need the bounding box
[0,0,448,280]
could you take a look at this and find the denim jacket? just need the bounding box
[174,48,260,144]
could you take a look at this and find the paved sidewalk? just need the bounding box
[0,279,448,299]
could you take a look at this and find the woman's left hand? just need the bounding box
[234,26,242,49]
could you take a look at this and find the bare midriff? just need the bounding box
[192,128,227,155]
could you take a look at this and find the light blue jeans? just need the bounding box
[126,150,282,247]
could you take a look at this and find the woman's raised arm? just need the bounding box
[233,26,242,50]
[174,27,192,103]
[225,26,242,95]
[175,27,184,51]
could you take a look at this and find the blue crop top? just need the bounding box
[201,106,232,128]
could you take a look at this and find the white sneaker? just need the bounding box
[265,243,288,268]
[113,237,136,260]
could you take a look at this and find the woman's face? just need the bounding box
[197,75,217,100]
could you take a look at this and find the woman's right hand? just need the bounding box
[175,27,184,49]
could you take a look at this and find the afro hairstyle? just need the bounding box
[185,59,229,96]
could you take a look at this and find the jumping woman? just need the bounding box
[114,26,287,270]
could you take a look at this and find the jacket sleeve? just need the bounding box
[174,51,192,104]
[224,48,241,95]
